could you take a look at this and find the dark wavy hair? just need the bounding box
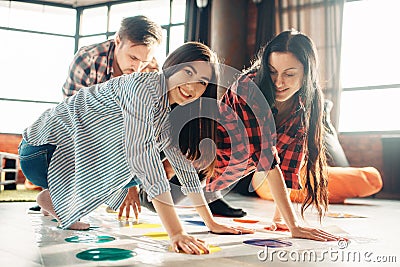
[162,42,219,178]
[248,29,328,219]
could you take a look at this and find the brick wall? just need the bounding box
[0,133,22,154]
[339,134,383,171]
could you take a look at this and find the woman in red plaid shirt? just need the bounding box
[208,30,341,241]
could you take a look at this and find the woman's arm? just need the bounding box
[163,145,254,235]
[186,192,254,235]
[254,167,340,241]
[151,191,209,254]
[157,158,254,235]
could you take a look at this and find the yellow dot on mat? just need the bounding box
[205,245,222,253]
[143,232,170,240]
[171,245,222,254]
[131,223,162,229]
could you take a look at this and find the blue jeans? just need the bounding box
[18,139,139,189]
[18,139,56,189]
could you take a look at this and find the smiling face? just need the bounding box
[268,52,304,103]
[113,35,157,76]
[166,61,213,106]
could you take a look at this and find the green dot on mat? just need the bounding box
[65,235,115,243]
[76,248,135,261]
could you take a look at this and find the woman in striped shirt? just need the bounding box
[19,42,252,255]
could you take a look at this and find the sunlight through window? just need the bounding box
[339,0,400,132]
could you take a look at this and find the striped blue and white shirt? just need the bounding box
[23,72,202,229]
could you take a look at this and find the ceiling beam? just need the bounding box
[9,0,138,9]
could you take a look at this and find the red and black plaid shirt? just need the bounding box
[207,73,306,191]
[62,40,115,98]
[274,93,307,190]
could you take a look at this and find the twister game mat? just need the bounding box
[29,204,358,266]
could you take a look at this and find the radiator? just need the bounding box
[381,135,400,194]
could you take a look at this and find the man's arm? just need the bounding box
[62,50,92,98]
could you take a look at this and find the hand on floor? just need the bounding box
[170,233,209,254]
[119,186,141,221]
[267,220,289,231]
[208,221,255,235]
[269,205,289,231]
[290,226,342,242]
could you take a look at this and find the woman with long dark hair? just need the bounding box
[210,30,340,241]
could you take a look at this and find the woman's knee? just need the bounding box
[18,141,55,189]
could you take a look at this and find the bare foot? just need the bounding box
[37,190,58,218]
[66,221,90,230]
[37,189,90,230]
[41,209,50,216]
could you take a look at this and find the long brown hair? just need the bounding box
[249,30,328,219]
[162,42,219,178]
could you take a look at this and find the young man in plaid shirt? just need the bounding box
[62,15,162,98]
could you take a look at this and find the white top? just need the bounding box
[23,72,202,228]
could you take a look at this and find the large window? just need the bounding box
[0,1,75,134]
[0,0,186,134]
[339,0,400,132]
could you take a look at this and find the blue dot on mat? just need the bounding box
[243,239,292,248]
[185,220,206,226]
